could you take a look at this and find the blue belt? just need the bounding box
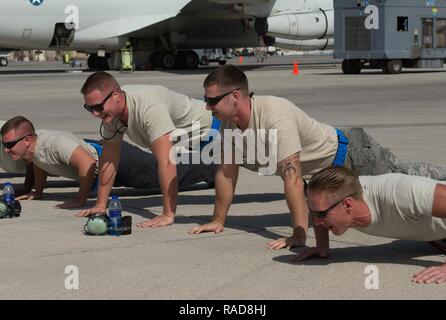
[200,116,221,150]
[333,129,349,167]
[84,140,103,192]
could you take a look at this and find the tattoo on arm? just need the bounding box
[278,153,300,180]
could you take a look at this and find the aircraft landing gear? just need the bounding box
[150,50,199,70]
[161,52,176,69]
[177,50,199,69]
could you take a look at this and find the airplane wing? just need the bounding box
[75,0,273,42]
[74,14,176,41]
[207,0,275,17]
[116,0,275,49]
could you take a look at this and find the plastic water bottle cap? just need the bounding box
[111,195,119,200]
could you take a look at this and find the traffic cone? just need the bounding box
[239,56,244,64]
[293,61,299,75]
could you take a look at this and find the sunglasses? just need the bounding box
[2,134,33,150]
[84,90,115,113]
[204,88,240,106]
[308,193,355,219]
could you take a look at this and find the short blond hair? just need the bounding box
[1,116,35,136]
[308,166,363,200]
[203,65,249,97]
[81,72,120,95]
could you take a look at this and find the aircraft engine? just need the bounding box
[256,9,334,40]
[274,37,334,51]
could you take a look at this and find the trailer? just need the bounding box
[335,0,446,74]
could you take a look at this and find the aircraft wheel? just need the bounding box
[162,52,177,69]
[0,57,8,67]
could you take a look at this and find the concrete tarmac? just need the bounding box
[1,57,446,300]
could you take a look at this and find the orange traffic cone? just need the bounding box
[293,61,299,75]
[239,56,244,64]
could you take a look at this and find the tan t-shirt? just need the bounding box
[221,96,338,178]
[33,130,99,180]
[103,85,213,149]
[0,120,27,174]
[357,174,446,241]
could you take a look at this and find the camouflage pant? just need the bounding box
[341,128,446,180]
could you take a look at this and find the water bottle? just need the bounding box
[3,182,15,218]
[108,195,122,236]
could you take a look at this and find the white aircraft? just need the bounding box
[0,0,333,69]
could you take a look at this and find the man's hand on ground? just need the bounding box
[266,235,305,250]
[136,214,174,228]
[55,198,86,209]
[76,206,106,217]
[16,192,41,201]
[188,221,224,234]
[412,264,446,284]
[292,247,329,262]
